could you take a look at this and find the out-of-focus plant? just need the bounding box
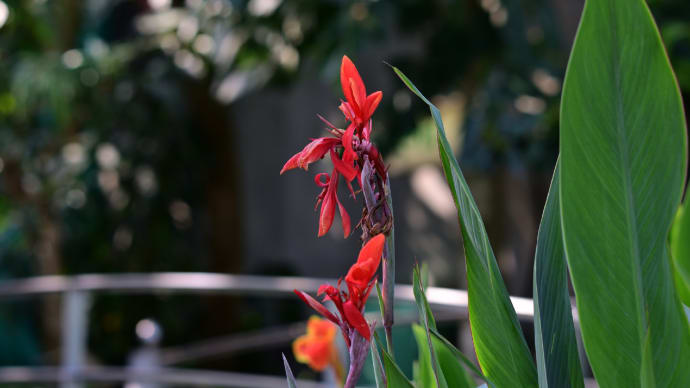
[284,0,690,386]
[292,316,344,383]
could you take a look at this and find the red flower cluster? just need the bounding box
[280,56,386,238]
[294,233,385,345]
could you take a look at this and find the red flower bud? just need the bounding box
[345,234,385,294]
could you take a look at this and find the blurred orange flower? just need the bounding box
[292,316,338,372]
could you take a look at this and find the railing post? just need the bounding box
[61,290,91,388]
[126,318,163,388]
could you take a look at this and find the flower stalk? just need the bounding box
[284,55,393,386]
[344,326,374,388]
[360,157,395,356]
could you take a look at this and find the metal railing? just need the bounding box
[0,272,563,387]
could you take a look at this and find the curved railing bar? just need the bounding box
[0,366,330,388]
[0,272,537,319]
[159,308,468,365]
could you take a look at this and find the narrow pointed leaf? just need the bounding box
[412,324,438,388]
[412,264,445,388]
[413,324,474,388]
[371,339,387,388]
[559,0,690,386]
[375,333,414,388]
[428,328,493,387]
[413,263,436,329]
[533,162,584,388]
[392,66,537,388]
[434,337,474,388]
[282,353,298,388]
[375,281,386,323]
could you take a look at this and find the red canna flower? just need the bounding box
[280,55,385,238]
[339,55,382,164]
[340,55,382,127]
[294,234,385,343]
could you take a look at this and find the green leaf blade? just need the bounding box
[392,66,537,388]
[412,324,441,388]
[413,324,474,388]
[412,265,446,388]
[377,333,415,388]
[371,339,387,388]
[559,0,690,386]
[533,162,584,388]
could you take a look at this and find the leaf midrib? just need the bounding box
[609,1,648,358]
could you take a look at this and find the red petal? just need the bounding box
[317,284,334,296]
[280,152,302,174]
[336,196,351,238]
[282,138,339,175]
[297,138,340,169]
[343,300,370,341]
[318,169,339,237]
[357,233,385,265]
[341,122,358,164]
[344,179,356,199]
[294,290,340,324]
[345,262,373,293]
[314,173,330,188]
[362,120,372,141]
[318,188,336,237]
[330,149,357,183]
[360,280,376,310]
[349,78,366,115]
[340,56,366,117]
[339,101,355,122]
[364,91,382,122]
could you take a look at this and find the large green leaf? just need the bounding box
[671,199,690,305]
[392,67,537,388]
[559,0,690,386]
[533,162,584,388]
